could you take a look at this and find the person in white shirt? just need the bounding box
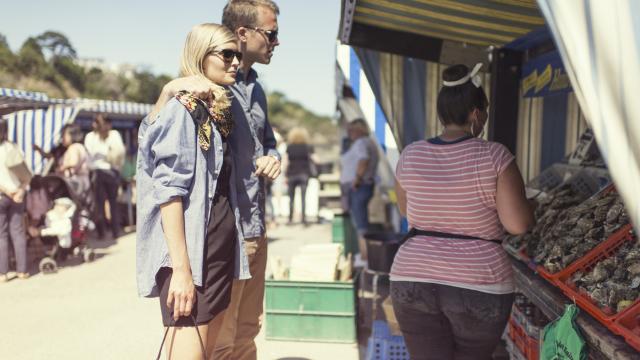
[0,119,31,282]
[84,115,125,239]
[339,119,379,259]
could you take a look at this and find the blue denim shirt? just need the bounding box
[136,98,250,298]
[228,68,280,239]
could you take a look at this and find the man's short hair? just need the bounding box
[222,0,280,32]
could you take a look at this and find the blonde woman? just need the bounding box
[136,23,250,359]
[285,127,314,225]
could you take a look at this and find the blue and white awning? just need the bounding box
[1,91,153,174]
[0,88,52,115]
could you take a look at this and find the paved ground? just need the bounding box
[0,220,359,360]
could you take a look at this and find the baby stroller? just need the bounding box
[26,175,95,274]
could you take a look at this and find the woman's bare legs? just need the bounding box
[164,324,208,360]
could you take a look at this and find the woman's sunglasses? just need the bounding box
[214,49,243,63]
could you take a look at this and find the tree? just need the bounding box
[0,33,18,73]
[17,37,49,78]
[52,56,86,92]
[36,31,77,59]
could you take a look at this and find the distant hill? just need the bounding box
[0,30,337,143]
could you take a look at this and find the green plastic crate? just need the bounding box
[332,214,359,255]
[265,278,358,343]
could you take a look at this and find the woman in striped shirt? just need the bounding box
[391,64,534,360]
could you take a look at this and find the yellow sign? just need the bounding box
[535,64,552,94]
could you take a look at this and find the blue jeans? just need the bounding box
[348,183,374,232]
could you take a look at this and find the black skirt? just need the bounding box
[157,142,236,327]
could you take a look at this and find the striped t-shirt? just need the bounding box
[390,137,515,294]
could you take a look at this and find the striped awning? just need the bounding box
[340,0,545,61]
[0,88,52,115]
[74,98,153,117]
[1,93,153,174]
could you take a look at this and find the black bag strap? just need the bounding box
[398,228,502,247]
[156,313,207,360]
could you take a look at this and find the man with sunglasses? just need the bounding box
[149,1,281,359]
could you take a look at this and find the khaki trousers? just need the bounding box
[213,235,267,360]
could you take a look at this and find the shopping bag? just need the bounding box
[540,304,588,360]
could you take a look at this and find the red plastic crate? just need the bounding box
[535,184,623,284]
[508,317,540,360]
[555,224,637,325]
[614,301,640,352]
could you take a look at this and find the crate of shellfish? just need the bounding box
[555,224,638,327]
[528,184,627,283]
[614,300,640,352]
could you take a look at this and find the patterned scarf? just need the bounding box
[175,90,233,151]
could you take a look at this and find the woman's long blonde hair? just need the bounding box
[180,23,236,108]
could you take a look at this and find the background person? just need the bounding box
[339,118,379,260]
[56,124,90,197]
[391,64,534,360]
[84,114,125,239]
[0,119,30,282]
[285,127,314,225]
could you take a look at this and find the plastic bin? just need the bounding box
[332,213,359,255]
[366,320,410,360]
[613,301,640,352]
[364,232,403,273]
[526,163,582,192]
[554,224,638,324]
[534,182,619,282]
[264,278,358,343]
[508,317,540,360]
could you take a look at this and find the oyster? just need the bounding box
[572,237,640,313]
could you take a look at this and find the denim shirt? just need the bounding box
[136,98,250,298]
[228,68,280,239]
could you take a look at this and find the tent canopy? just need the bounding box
[340,0,545,63]
[0,88,52,115]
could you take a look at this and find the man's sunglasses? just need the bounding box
[244,26,279,43]
[214,49,243,63]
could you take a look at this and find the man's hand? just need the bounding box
[165,76,218,102]
[10,189,25,204]
[352,176,362,190]
[27,226,40,238]
[255,156,281,180]
[150,76,219,119]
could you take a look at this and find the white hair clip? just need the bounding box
[443,63,483,88]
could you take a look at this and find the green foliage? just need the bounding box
[0,34,18,73]
[52,56,85,92]
[16,37,49,77]
[0,31,335,142]
[267,91,336,142]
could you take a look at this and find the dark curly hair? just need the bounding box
[436,64,489,126]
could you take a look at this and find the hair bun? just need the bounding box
[442,64,469,83]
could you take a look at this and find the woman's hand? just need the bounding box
[167,267,196,322]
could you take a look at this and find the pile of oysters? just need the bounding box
[505,182,629,275]
[570,234,640,313]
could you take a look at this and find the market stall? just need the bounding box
[336,0,640,358]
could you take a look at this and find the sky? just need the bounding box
[0,0,342,116]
